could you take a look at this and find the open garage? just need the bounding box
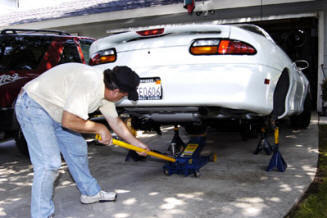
[0,1,326,217]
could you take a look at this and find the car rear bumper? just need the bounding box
[115,63,281,116]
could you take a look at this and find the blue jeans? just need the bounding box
[15,92,101,218]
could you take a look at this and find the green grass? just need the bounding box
[286,125,327,218]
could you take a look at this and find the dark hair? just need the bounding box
[103,66,140,101]
[103,69,119,90]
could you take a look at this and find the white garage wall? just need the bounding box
[318,11,326,112]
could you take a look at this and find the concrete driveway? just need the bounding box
[0,116,319,218]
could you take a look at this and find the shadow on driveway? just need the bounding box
[0,118,318,218]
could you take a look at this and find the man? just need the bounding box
[15,63,149,218]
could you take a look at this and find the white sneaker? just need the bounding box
[80,190,117,204]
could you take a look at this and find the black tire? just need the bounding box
[194,170,200,177]
[290,94,312,129]
[240,120,260,141]
[196,11,202,16]
[183,123,207,135]
[15,129,30,157]
[163,169,171,176]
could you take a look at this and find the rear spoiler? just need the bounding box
[90,24,230,55]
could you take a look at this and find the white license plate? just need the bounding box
[137,77,162,100]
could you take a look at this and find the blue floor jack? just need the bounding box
[163,126,216,177]
[97,126,216,177]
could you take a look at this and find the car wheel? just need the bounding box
[15,129,30,157]
[240,120,260,141]
[183,123,207,135]
[194,170,200,177]
[290,94,312,129]
[163,168,171,176]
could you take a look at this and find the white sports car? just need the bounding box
[89,24,311,133]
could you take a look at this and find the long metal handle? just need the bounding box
[96,135,176,163]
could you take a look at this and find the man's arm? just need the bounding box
[105,116,150,155]
[62,110,112,144]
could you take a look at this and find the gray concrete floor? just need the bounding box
[0,115,319,218]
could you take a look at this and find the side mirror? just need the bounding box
[295,60,309,71]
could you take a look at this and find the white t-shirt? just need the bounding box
[24,63,118,123]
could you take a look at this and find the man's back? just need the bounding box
[24,63,105,122]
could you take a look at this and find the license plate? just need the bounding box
[137,77,162,100]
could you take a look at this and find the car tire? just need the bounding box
[15,129,30,157]
[240,120,259,141]
[290,94,312,129]
[183,123,207,135]
[163,168,171,176]
[194,170,200,177]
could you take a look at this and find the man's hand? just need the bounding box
[62,111,111,144]
[96,127,112,145]
[134,141,150,156]
[105,116,150,156]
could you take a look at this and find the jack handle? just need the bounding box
[95,134,176,163]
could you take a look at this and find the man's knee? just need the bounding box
[35,157,62,174]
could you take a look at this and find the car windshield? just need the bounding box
[0,36,51,71]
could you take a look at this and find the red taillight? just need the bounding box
[190,39,256,55]
[218,40,256,55]
[89,49,116,66]
[136,28,164,37]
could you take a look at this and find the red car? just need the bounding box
[0,29,95,156]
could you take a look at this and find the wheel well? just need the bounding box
[272,69,290,119]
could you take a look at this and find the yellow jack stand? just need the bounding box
[266,126,287,172]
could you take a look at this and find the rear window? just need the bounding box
[58,38,94,64]
[80,39,94,64]
[238,25,266,38]
[58,40,82,64]
[0,35,52,71]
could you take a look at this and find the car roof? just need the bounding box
[0,29,94,40]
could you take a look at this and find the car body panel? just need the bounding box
[90,24,309,122]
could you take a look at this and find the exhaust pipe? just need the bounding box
[143,113,201,122]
